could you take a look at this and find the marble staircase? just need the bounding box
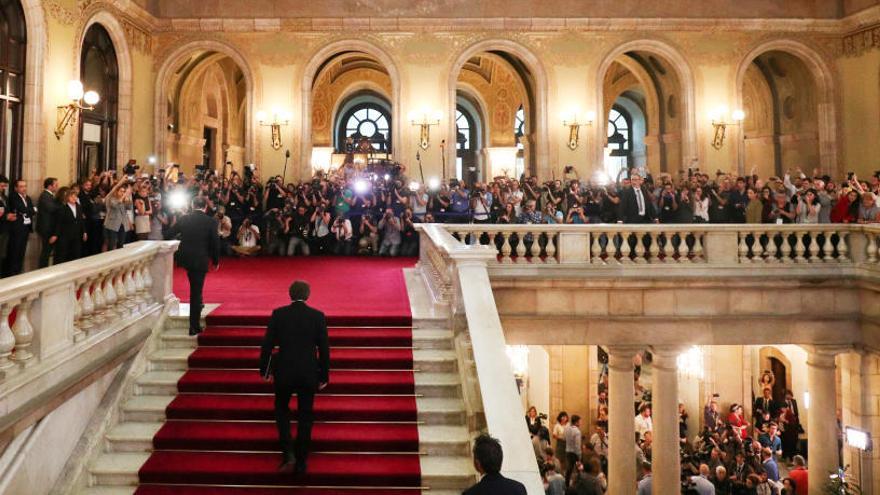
[77,307,475,495]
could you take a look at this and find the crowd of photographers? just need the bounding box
[2,155,879,276]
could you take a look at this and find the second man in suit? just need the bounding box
[259,280,330,474]
[37,177,60,267]
[169,196,220,335]
[51,187,87,264]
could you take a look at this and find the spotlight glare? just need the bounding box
[168,190,189,210]
[408,181,420,192]
[353,179,370,195]
[428,177,441,191]
[384,174,391,181]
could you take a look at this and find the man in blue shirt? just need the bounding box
[759,422,783,459]
[761,448,780,484]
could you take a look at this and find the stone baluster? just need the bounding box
[620,232,632,263]
[634,232,646,263]
[0,302,16,375]
[124,267,139,313]
[11,297,35,366]
[607,345,639,495]
[500,232,512,262]
[794,231,807,262]
[822,232,835,262]
[114,269,130,317]
[103,272,119,319]
[92,275,107,327]
[752,232,767,263]
[545,233,557,262]
[528,230,540,260]
[591,233,604,265]
[806,233,820,262]
[486,232,497,256]
[73,283,83,342]
[692,232,704,262]
[836,232,849,262]
[79,278,95,337]
[142,259,155,304]
[765,230,778,262]
[780,232,793,263]
[737,234,750,263]
[648,232,660,263]
[515,231,527,258]
[866,232,878,263]
[134,262,147,311]
[660,232,672,262]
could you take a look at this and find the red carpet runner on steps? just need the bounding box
[136,257,421,494]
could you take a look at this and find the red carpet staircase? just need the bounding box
[128,314,425,494]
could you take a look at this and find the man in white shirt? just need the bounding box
[634,404,653,441]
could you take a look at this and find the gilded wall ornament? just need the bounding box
[44,0,78,25]
[841,23,880,57]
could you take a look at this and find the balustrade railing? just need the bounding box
[0,241,178,384]
[436,224,880,268]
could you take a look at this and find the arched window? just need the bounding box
[337,102,391,153]
[514,105,525,150]
[78,23,119,178]
[607,107,632,154]
[0,0,25,181]
[455,109,472,151]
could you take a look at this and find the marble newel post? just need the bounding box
[651,346,683,495]
[607,345,639,495]
[806,346,842,495]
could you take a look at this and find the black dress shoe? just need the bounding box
[188,327,203,336]
[278,453,296,472]
[295,459,307,474]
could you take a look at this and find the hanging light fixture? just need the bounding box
[676,345,705,380]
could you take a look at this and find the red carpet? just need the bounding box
[137,257,420,493]
[172,256,415,326]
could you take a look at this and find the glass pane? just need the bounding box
[354,109,368,121]
[375,116,388,129]
[4,104,13,178]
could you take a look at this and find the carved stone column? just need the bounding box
[651,346,685,495]
[607,345,639,495]
[805,346,843,495]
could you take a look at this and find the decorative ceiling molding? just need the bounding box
[841,23,880,57]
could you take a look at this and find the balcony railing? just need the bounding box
[441,224,880,267]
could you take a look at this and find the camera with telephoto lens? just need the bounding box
[537,413,548,421]
[123,162,139,176]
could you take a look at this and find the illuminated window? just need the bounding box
[340,104,391,152]
[0,0,26,180]
[514,105,525,150]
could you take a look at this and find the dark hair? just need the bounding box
[556,411,568,423]
[472,434,503,474]
[570,414,581,425]
[288,280,311,301]
[43,177,57,189]
[192,197,208,210]
[0,174,8,184]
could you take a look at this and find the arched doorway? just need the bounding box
[0,0,25,181]
[77,23,118,178]
[455,92,485,184]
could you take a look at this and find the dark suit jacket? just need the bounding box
[462,473,527,495]
[7,192,36,233]
[37,190,60,237]
[169,211,219,272]
[0,195,8,236]
[619,186,656,224]
[753,397,778,416]
[259,302,330,389]
[53,203,85,240]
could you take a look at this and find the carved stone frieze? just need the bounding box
[44,0,78,25]
[841,23,880,57]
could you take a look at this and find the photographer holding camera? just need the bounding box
[377,207,401,256]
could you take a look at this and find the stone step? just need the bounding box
[89,452,149,486]
[420,455,477,490]
[121,395,173,423]
[77,487,136,495]
[147,348,193,371]
[416,397,466,425]
[159,332,197,349]
[418,425,471,456]
[105,422,162,452]
[136,370,184,395]
[414,372,461,398]
[413,349,457,373]
[412,329,454,350]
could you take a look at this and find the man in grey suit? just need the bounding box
[36,177,60,268]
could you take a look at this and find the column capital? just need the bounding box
[803,345,851,368]
[606,345,642,371]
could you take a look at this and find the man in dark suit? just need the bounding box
[259,280,330,474]
[619,173,656,224]
[3,180,36,277]
[169,196,219,335]
[462,434,527,495]
[753,387,777,426]
[36,177,60,268]
[0,175,9,276]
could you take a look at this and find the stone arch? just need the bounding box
[329,80,392,147]
[449,38,549,179]
[300,39,401,180]
[75,10,133,175]
[19,0,46,186]
[596,39,697,173]
[154,39,256,167]
[735,39,838,176]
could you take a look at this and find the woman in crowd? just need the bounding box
[51,187,87,264]
[552,411,569,471]
[103,177,132,250]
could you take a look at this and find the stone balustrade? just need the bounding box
[442,223,880,268]
[0,241,179,434]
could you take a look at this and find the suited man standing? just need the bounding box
[259,280,330,474]
[463,434,527,495]
[36,177,60,267]
[0,175,9,276]
[169,196,219,335]
[51,187,87,264]
[3,179,36,277]
[619,173,656,224]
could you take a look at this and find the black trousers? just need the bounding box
[54,235,82,264]
[39,234,53,268]
[274,380,316,462]
[186,269,207,331]
[3,229,29,276]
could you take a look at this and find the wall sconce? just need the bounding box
[256,108,291,151]
[55,80,100,139]
[408,110,442,150]
[562,110,595,150]
[710,106,745,150]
